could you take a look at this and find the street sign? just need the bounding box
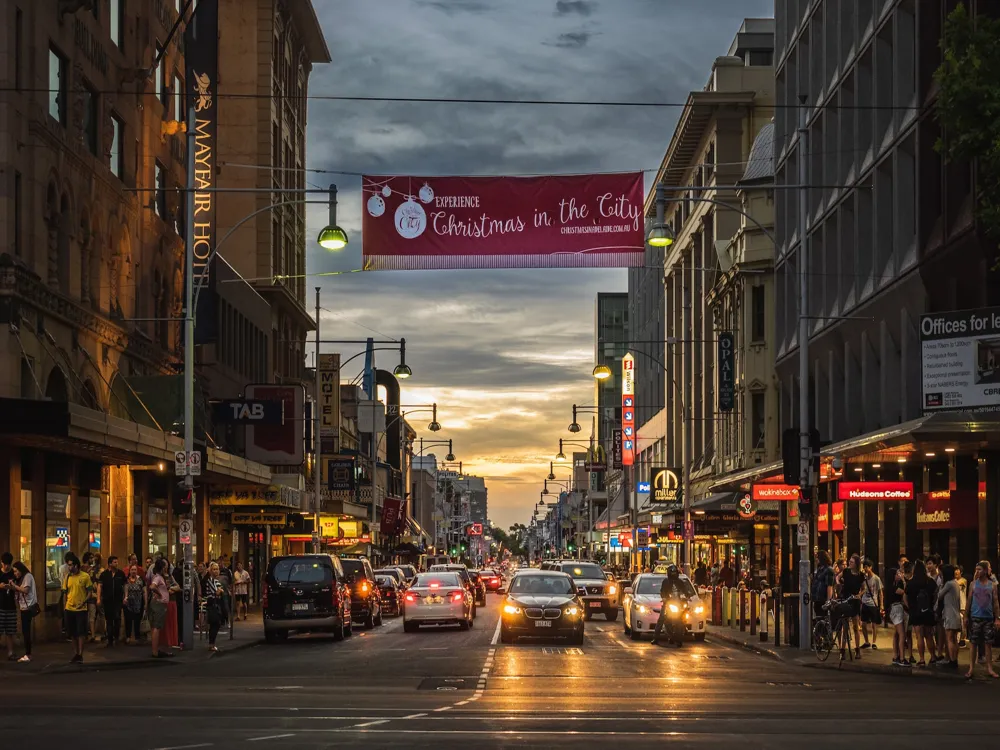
[174,451,187,476]
[179,519,193,545]
[683,520,694,540]
[211,399,284,425]
[188,451,202,476]
[796,521,809,546]
[636,528,649,547]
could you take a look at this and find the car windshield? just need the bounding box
[375,575,396,588]
[340,559,367,579]
[510,574,575,595]
[469,572,481,581]
[635,576,697,597]
[560,563,605,580]
[375,569,402,582]
[271,559,332,585]
[414,573,462,588]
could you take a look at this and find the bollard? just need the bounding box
[750,591,757,636]
[760,592,768,642]
[739,589,747,632]
[773,590,781,647]
[729,588,738,628]
[721,587,729,625]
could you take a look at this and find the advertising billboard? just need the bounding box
[837,482,914,501]
[622,353,635,466]
[921,307,1000,413]
[245,384,304,465]
[361,173,644,270]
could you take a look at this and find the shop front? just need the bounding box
[687,493,780,586]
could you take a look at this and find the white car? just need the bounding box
[622,573,707,641]
[403,571,474,632]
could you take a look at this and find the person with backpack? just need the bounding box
[840,554,866,659]
[887,563,910,667]
[811,550,835,618]
[904,559,939,667]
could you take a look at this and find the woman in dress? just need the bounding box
[11,562,37,662]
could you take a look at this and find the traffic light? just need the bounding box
[460,540,468,553]
[172,484,192,517]
[567,542,575,553]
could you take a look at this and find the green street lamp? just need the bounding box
[592,364,612,380]
[646,221,675,248]
[318,185,349,251]
[392,339,412,379]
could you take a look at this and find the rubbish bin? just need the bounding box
[782,592,800,648]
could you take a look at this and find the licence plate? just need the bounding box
[588,601,602,608]
[535,620,553,628]
[291,603,309,611]
[425,596,442,604]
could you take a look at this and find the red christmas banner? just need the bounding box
[361,173,645,270]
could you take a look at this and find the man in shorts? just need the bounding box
[62,553,93,663]
[0,552,18,660]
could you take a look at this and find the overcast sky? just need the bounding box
[305,0,772,531]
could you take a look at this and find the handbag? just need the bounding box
[29,602,40,618]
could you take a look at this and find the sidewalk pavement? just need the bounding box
[0,612,264,676]
[708,621,1000,682]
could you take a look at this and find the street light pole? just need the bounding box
[313,287,322,553]
[181,102,196,652]
[797,100,812,651]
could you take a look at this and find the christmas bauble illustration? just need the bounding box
[394,198,427,240]
[381,185,392,197]
[418,183,434,204]
[367,194,386,217]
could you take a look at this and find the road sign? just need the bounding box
[188,451,202,476]
[174,451,187,476]
[683,520,694,541]
[796,521,809,547]
[179,519,193,545]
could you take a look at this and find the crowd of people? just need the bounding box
[0,549,253,664]
[811,550,1000,678]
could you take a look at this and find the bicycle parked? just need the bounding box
[812,598,857,662]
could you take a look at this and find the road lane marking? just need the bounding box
[351,720,390,728]
[150,745,213,750]
[490,618,502,645]
[401,714,427,720]
[247,735,295,742]
[433,706,452,712]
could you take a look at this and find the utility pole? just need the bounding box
[797,98,812,652]
[681,267,692,577]
[181,102,196,652]
[313,288,322,553]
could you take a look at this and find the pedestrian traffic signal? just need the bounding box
[567,542,575,553]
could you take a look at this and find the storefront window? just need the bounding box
[77,492,102,557]
[45,491,71,606]
[149,504,168,559]
[20,489,32,569]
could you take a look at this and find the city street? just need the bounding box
[0,595,996,749]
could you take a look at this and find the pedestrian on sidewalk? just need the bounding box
[936,563,961,670]
[956,565,969,649]
[86,554,105,642]
[860,558,884,650]
[905,559,939,667]
[98,556,126,647]
[62,553,93,663]
[233,562,250,621]
[887,563,909,666]
[11,561,38,662]
[840,554,865,659]
[0,552,19,660]
[964,561,1000,680]
[927,554,945,663]
[203,562,227,652]
[123,564,144,645]
[148,558,174,659]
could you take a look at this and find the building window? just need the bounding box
[19,489,31,571]
[751,392,766,450]
[78,492,102,559]
[173,73,184,122]
[82,81,98,155]
[110,0,124,49]
[49,46,67,124]
[155,43,165,107]
[154,160,167,218]
[13,171,22,257]
[748,50,773,66]
[751,285,766,341]
[45,491,70,608]
[110,114,124,179]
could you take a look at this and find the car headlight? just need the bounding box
[636,604,648,614]
[565,607,579,616]
[694,605,704,614]
[607,584,617,595]
[503,604,521,615]
[668,603,679,613]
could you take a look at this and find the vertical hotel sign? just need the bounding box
[318,353,341,455]
[622,353,635,466]
[185,0,219,343]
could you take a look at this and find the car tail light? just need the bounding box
[360,581,369,594]
[261,582,269,609]
[405,593,416,603]
[450,591,464,603]
[331,588,341,608]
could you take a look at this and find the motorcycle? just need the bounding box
[663,596,690,647]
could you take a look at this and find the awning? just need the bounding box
[209,485,303,510]
[0,398,271,485]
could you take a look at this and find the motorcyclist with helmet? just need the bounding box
[651,565,688,646]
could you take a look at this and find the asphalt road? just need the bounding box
[0,594,996,749]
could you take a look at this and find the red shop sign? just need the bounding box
[817,502,845,532]
[837,481,914,501]
[916,490,978,530]
[362,173,645,270]
[618,532,633,548]
[752,483,800,501]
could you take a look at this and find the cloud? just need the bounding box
[546,31,593,49]
[306,0,774,528]
[555,0,596,16]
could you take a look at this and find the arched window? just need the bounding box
[81,379,101,411]
[45,367,69,402]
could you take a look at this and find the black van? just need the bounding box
[263,554,352,643]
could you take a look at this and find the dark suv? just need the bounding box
[263,554,352,643]
[340,557,383,628]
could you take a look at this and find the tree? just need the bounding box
[935,2,1000,249]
